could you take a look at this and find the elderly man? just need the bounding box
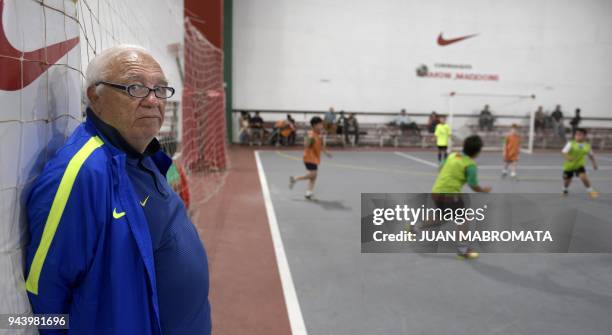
[25,45,211,334]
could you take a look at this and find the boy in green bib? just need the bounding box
[562,128,599,198]
[434,115,451,164]
[432,135,491,260]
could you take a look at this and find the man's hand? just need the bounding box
[482,186,492,193]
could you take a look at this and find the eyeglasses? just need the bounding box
[95,81,175,99]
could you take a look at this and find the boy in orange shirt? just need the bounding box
[289,116,332,199]
[502,124,521,180]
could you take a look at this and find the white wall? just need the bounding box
[0,0,183,327]
[78,0,184,107]
[233,0,612,123]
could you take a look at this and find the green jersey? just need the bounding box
[562,140,591,171]
[432,152,478,193]
[434,123,451,146]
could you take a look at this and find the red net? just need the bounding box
[179,18,229,208]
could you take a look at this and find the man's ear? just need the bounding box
[87,85,99,105]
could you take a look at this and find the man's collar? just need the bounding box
[86,107,160,158]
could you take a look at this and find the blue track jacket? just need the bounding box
[25,116,173,334]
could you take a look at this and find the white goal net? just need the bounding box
[446,92,537,154]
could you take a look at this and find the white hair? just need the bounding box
[84,44,152,102]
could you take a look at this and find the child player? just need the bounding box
[431,135,492,260]
[289,116,332,199]
[562,128,599,198]
[434,115,451,164]
[502,124,521,180]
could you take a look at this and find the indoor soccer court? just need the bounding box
[254,149,612,335]
[3,1,612,334]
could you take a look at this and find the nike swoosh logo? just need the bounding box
[0,0,80,91]
[113,208,126,219]
[437,32,478,46]
[140,195,150,207]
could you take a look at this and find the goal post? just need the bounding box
[446,92,537,154]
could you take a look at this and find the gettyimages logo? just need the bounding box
[361,193,612,253]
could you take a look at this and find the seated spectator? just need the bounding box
[269,115,297,146]
[534,106,546,132]
[324,107,337,135]
[551,104,565,138]
[336,111,347,135]
[332,111,348,146]
[544,110,554,131]
[268,119,284,146]
[478,105,495,131]
[570,108,582,135]
[394,109,420,136]
[345,113,360,145]
[284,114,297,145]
[249,111,265,146]
[238,111,251,144]
[279,116,296,146]
[427,111,439,133]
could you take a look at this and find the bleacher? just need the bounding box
[233,111,612,150]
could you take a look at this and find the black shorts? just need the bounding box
[563,166,586,179]
[304,162,318,171]
[437,146,448,151]
[430,194,467,225]
[431,194,465,211]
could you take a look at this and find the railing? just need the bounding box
[231,109,612,150]
[232,109,612,122]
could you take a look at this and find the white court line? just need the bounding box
[254,151,308,335]
[394,152,612,170]
[394,151,438,167]
[479,165,558,170]
[478,165,612,170]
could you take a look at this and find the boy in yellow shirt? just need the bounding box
[562,128,598,198]
[432,135,492,259]
[434,115,451,164]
